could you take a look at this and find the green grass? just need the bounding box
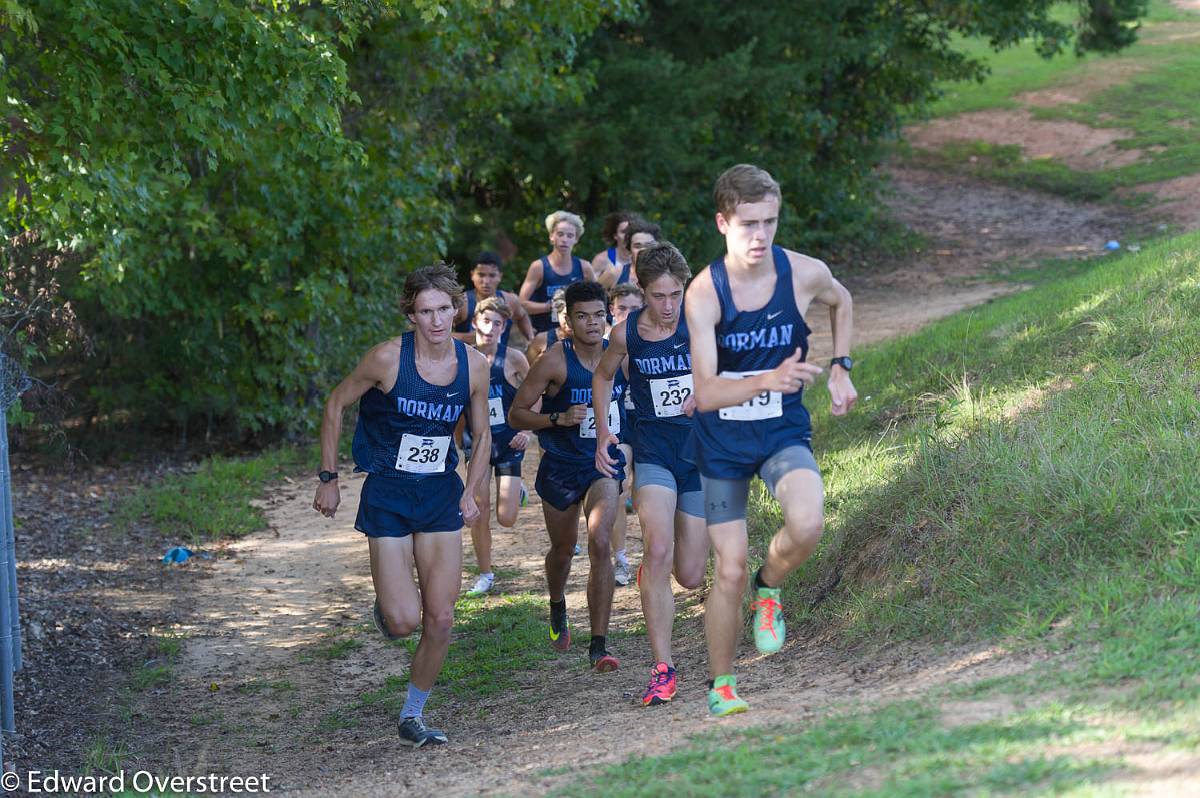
[355,593,560,716]
[916,1,1200,202]
[560,233,1200,795]
[115,446,314,544]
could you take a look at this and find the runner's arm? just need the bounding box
[314,340,398,516]
[591,251,614,288]
[526,332,548,365]
[519,259,550,315]
[592,323,628,476]
[808,262,857,416]
[581,262,597,282]
[509,344,566,431]
[505,290,536,342]
[461,349,493,522]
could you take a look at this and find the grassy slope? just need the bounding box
[916,0,1200,204]
[554,234,1200,796]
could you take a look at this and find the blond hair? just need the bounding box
[544,210,584,237]
[474,294,512,320]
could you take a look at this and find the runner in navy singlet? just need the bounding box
[591,211,635,289]
[526,288,572,366]
[509,281,628,672]
[519,210,596,333]
[594,242,709,708]
[451,251,535,346]
[605,282,644,587]
[314,264,492,747]
[461,296,532,597]
[686,165,858,717]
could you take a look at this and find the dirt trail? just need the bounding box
[122,159,1160,795]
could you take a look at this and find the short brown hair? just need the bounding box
[608,282,644,307]
[400,263,465,316]
[602,211,638,246]
[474,294,512,320]
[634,241,691,289]
[623,218,661,251]
[713,164,781,219]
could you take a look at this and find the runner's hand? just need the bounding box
[460,492,480,525]
[563,404,589,426]
[509,431,531,451]
[595,431,620,477]
[682,393,697,417]
[313,482,340,518]
[761,348,822,394]
[829,370,858,417]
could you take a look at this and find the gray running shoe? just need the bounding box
[614,560,631,587]
[398,716,448,748]
[467,572,495,597]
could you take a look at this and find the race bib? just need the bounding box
[717,370,782,421]
[624,390,636,411]
[579,402,622,439]
[487,395,505,428]
[395,433,451,474]
[649,374,693,418]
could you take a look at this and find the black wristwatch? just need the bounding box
[830,356,854,372]
[318,470,339,483]
[548,412,560,427]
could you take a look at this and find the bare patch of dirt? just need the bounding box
[1127,173,1200,230]
[907,110,1142,171]
[1015,62,1147,107]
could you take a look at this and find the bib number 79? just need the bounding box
[717,370,782,421]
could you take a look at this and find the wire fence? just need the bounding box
[0,353,29,769]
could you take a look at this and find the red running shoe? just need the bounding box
[642,662,677,706]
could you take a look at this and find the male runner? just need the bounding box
[606,282,644,587]
[462,296,533,596]
[622,218,662,273]
[594,242,709,706]
[525,288,572,365]
[452,251,536,345]
[509,281,628,671]
[519,211,596,333]
[313,264,492,746]
[686,164,857,716]
[591,211,640,289]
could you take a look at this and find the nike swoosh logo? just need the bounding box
[446,392,459,397]
[674,342,686,349]
[548,627,561,641]
[767,311,782,320]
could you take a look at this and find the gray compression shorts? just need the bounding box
[700,444,820,525]
[633,462,705,518]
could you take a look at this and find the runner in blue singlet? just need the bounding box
[509,281,628,673]
[605,281,644,587]
[526,288,572,366]
[451,251,535,346]
[314,264,492,748]
[519,210,595,333]
[594,242,709,708]
[461,296,532,597]
[591,211,636,289]
[686,164,858,717]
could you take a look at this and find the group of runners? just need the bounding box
[313,164,858,748]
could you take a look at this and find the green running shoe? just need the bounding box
[707,674,749,717]
[751,585,785,654]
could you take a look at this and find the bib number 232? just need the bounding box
[718,370,782,421]
[395,433,451,474]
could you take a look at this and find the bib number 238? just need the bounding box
[395,433,451,474]
[718,370,782,421]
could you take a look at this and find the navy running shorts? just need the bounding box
[535,451,625,512]
[355,473,464,537]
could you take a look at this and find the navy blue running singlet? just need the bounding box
[625,307,692,428]
[607,247,633,286]
[352,332,469,477]
[693,246,813,479]
[537,339,627,462]
[531,256,584,333]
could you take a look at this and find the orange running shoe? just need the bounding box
[642,662,677,706]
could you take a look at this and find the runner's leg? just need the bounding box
[370,535,421,640]
[582,477,619,637]
[672,507,709,591]
[495,474,522,528]
[705,519,749,679]
[543,500,582,602]
[636,484,679,666]
[468,465,495,575]
[758,469,824,588]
